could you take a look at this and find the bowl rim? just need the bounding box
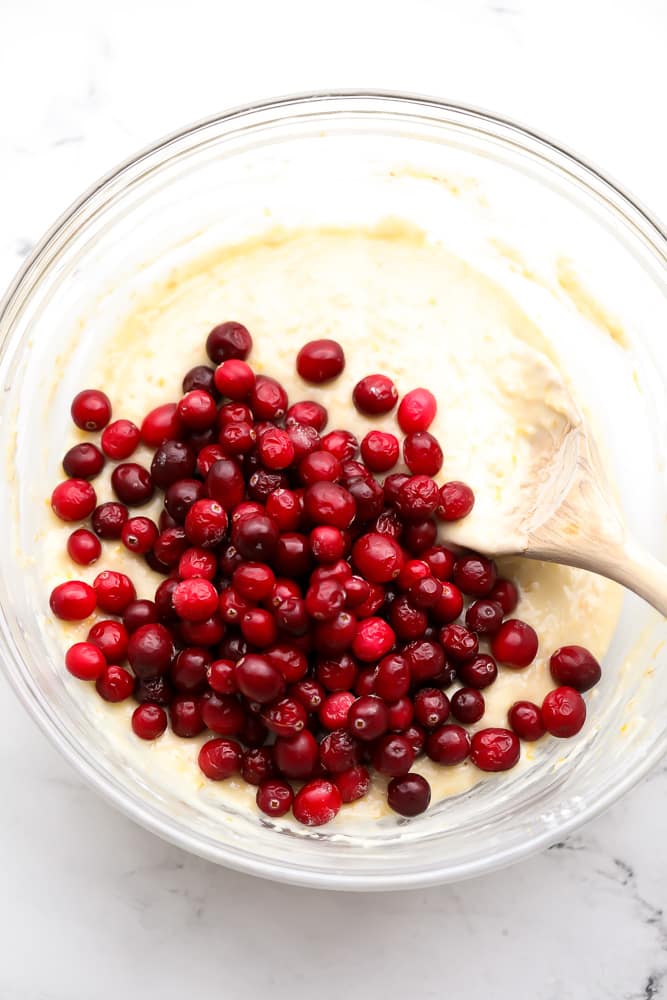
[1,89,666,890]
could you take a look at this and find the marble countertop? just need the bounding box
[1,0,666,997]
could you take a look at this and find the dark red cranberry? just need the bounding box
[158,509,179,531]
[261,697,308,737]
[65,641,106,680]
[220,420,256,455]
[100,419,141,460]
[414,688,450,728]
[423,545,455,581]
[466,599,504,635]
[430,583,464,625]
[439,623,479,662]
[274,730,319,779]
[508,700,545,741]
[292,779,342,826]
[314,611,356,654]
[123,599,159,633]
[397,388,437,433]
[334,765,370,803]
[214,358,255,399]
[310,560,353,587]
[304,579,345,622]
[198,738,242,780]
[183,364,217,396]
[95,665,134,702]
[235,654,285,704]
[381,475,409,509]
[354,668,378,697]
[239,714,268,748]
[347,695,389,741]
[67,528,101,566]
[352,532,403,583]
[218,401,253,426]
[170,696,205,737]
[457,654,498,689]
[296,339,345,383]
[318,690,355,729]
[353,374,398,415]
[344,576,371,609]
[299,449,341,485]
[217,588,250,627]
[150,440,196,490]
[451,687,485,724]
[374,653,411,701]
[373,734,416,776]
[141,402,183,447]
[471,728,520,771]
[62,443,105,480]
[200,691,245,734]
[111,463,155,506]
[179,614,225,647]
[491,619,538,668]
[304,482,356,529]
[398,559,430,590]
[127,623,173,679]
[402,518,437,555]
[315,653,357,692]
[549,645,601,692]
[346,476,384,523]
[266,489,302,531]
[489,579,519,615]
[163,478,204,523]
[87,619,128,661]
[437,481,475,521]
[319,729,360,773]
[453,554,497,597]
[360,431,399,472]
[205,659,236,695]
[217,631,248,662]
[242,747,275,785]
[426,724,471,764]
[247,468,288,504]
[387,696,414,732]
[403,431,443,476]
[291,678,326,712]
[71,389,111,431]
[403,723,426,755]
[241,608,278,648]
[51,479,96,521]
[250,375,288,420]
[170,647,211,693]
[274,532,312,577]
[120,516,158,555]
[206,321,252,363]
[395,475,440,520]
[231,515,277,562]
[231,563,274,604]
[542,687,586,737]
[206,459,245,511]
[387,774,431,817]
[274,596,309,636]
[154,526,189,566]
[405,639,445,685]
[266,644,308,684]
[409,576,443,610]
[256,779,293,817]
[374,510,403,541]
[132,703,168,740]
[287,400,328,430]
[90,501,128,539]
[286,422,321,466]
[134,674,172,706]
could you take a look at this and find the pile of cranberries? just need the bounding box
[49,323,602,826]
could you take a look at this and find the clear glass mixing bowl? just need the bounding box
[1,92,666,890]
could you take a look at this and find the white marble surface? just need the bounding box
[1,0,666,996]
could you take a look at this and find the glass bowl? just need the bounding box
[1,92,666,890]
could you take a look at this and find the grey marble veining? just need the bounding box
[1,0,666,996]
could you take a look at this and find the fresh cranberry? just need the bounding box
[542,687,586,737]
[266,489,302,531]
[111,462,155,505]
[373,734,415,776]
[218,401,253,426]
[426,724,471,764]
[397,388,437,433]
[200,692,245,734]
[127,623,173,679]
[549,645,601,692]
[198,738,243,780]
[387,696,415,732]
[71,389,111,431]
[92,501,129,539]
[133,675,173,706]
[235,655,285,704]
[180,614,225,647]
[405,639,445,684]
[170,647,211,693]
[309,526,345,564]
[344,576,372,609]
[153,526,188,566]
[170,696,205,737]
[304,579,345,622]
[299,450,341,485]
[311,559,353,587]
[249,375,288,420]
[266,644,308,684]
[374,653,411,701]
[414,688,450,728]
[402,518,437,555]
[403,431,443,476]
[220,420,257,455]
[287,400,328,431]
[347,695,389,741]
[346,477,385,525]
[350,617,394,662]
[93,570,136,614]
[164,479,205,523]
[184,499,228,548]
[150,440,196,490]
[242,747,275,784]
[351,532,402,583]
[353,374,398,415]
[257,427,295,470]
[465,599,504,635]
[132,703,168,740]
[304,482,356,529]
[213,358,256,399]
[178,547,217,580]
[62,443,105,479]
[274,730,319,779]
[491,619,538,667]
[293,779,342,826]
[403,724,426,756]
[488,579,519,615]
[217,632,248,662]
[471,728,520,771]
[354,668,378,697]
[334,765,370,803]
[204,659,235,695]
[87,619,128,661]
[360,431,399,472]
[430,583,464,624]
[296,339,345,383]
[291,678,326,713]
[231,515,277,561]
[219,588,251,627]
[206,321,253,363]
[395,476,440,521]
[95,665,134,702]
[321,429,358,461]
[240,608,278,647]
[121,516,159,554]
[51,479,96,521]
[319,729,360,772]
[65,641,106,681]
[439,623,479,661]
[457,654,498,689]
[123,599,159,633]
[275,596,309,636]
[437,481,475,521]
[508,700,545,741]
[206,459,245,510]
[256,779,293,817]
[397,559,429,590]
[450,687,485,724]
[319,690,356,729]
[172,579,218,622]
[274,532,312,577]
[423,545,456,581]
[261,697,308,737]
[66,528,101,566]
[313,611,357,654]
[387,774,431,817]
[183,365,217,396]
[101,419,141,459]
[141,402,183,447]
[409,576,443,610]
[453,554,497,596]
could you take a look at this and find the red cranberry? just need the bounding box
[374,510,403,541]
[274,596,309,636]
[374,653,411,701]
[266,644,308,684]
[299,450,341,485]
[127,623,173,679]
[395,476,440,521]
[150,440,195,490]
[319,690,355,729]
[293,778,342,826]
[235,654,285,704]
[200,692,245,734]
[206,459,245,511]
[183,364,217,396]
[451,687,485,724]
[439,623,479,661]
[241,608,278,647]
[542,687,586,737]
[353,374,398,415]
[242,747,275,785]
[132,703,168,740]
[123,599,159,633]
[305,579,346,622]
[153,526,187,566]
[170,647,211,693]
[71,389,111,431]
[373,734,416,776]
[508,700,545,741]
[387,774,431,817]
[360,431,399,472]
[250,375,288,420]
[453,554,497,596]
[344,576,371,609]
[220,420,256,455]
[218,401,253,426]
[403,431,443,476]
[402,519,437,555]
[430,583,464,625]
[121,516,158,554]
[231,514,276,561]
[437,480,475,521]
[409,576,443,610]
[403,724,426,756]
[352,617,395,662]
[274,532,312,577]
[95,665,134,702]
[465,599,504,635]
[334,765,370,803]
[206,321,253,363]
[491,619,538,668]
[320,729,360,772]
[206,659,236,695]
[397,559,429,590]
[51,479,96,522]
[414,688,450,728]
[170,696,205,737]
[274,730,319,779]
[65,641,106,681]
[387,696,415,732]
[164,479,204,524]
[198,738,242,780]
[315,652,361,693]
[296,339,345,383]
[348,695,389,741]
[354,668,378,697]
[262,697,308,737]
[67,528,101,566]
[405,639,445,684]
[309,526,345,564]
[304,482,356,529]
[423,545,456,581]
[266,489,302,531]
[471,728,520,771]
[101,419,141,459]
[91,501,128,539]
[352,532,403,583]
[231,563,274,603]
[257,427,295,470]
[457,654,498,689]
[87,619,128,661]
[397,388,436,433]
[93,570,136,614]
[426,724,471,764]
[134,675,172,706]
[311,560,353,588]
[184,499,228,548]
[489,579,519,615]
[247,468,288,504]
[62,443,105,480]
[291,678,326,712]
[314,611,356,654]
[214,358,255,399]
[346,476,384,523]
[257,779,293,817]
[287,400,328,430]
[112,462,155,505]
[180,614,225,647]
[141,403,183,446]
[173,579,218,622]
[219,588,251,626]
[550,645,601,692]
[321,429,358,461]
[178,546,217,580]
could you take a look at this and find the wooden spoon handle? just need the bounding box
[604,541,667,618]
